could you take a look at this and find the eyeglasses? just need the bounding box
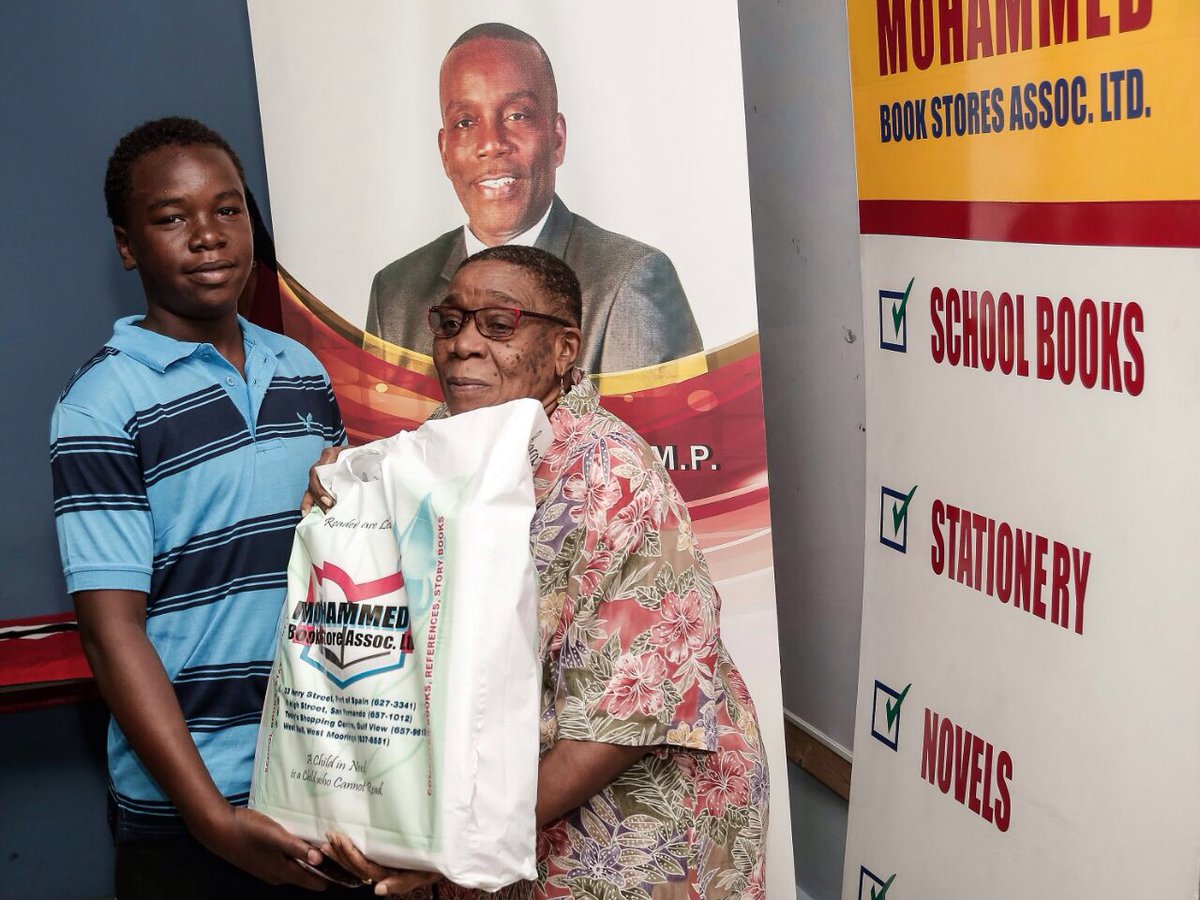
[427,305,574,341]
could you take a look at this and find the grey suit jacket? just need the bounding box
[365,196,702,372]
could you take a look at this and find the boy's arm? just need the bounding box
[74,589,326,890]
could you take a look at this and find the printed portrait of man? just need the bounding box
[364,22,703,372]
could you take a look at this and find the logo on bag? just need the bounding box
[287,562,414,688]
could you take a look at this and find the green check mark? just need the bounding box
[871,873,897,900]
[885,683,911,731]
[891,277,915,334]
[890,485,918,535]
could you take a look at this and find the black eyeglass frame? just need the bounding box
[426,304,576,340]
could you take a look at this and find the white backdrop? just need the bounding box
[247,2,794,895]
[844,233,1200,897]
[247,0,758,348]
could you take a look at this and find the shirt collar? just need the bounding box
[558,367,600,418]
[107,315,286,373]
[462,202,554,257]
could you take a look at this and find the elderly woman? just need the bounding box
[317,245,767,899]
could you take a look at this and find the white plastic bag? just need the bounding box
[251,398,550,890]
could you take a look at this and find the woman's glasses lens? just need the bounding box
[478,310,518,338]
[428,307,464,337]
[428,307,521,340]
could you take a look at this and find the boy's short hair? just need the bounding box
[104,117,247,228]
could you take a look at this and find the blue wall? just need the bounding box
[0,3,271,896]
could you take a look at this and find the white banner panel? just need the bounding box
[246,1,794,896]
[843,3,1200,896]
[846,234,1200,896]
[246,0,756,349]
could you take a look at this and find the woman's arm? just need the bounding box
[324,738,650,896]
[535,739,650,827]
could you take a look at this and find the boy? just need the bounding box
[51,117,348,897]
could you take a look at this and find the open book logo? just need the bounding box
[293,561,413,688]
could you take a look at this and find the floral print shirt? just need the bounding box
[441,375,767,900]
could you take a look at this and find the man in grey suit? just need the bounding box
[365,23,702,373]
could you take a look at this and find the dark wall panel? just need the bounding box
[0,3,270,896]
[0,0,272,623]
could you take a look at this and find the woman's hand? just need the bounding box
[322,831,440,897]
[301,446,345,514]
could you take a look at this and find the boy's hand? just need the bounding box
[195,805,328,890]
[302,446,345,514]
[73,593,325,890]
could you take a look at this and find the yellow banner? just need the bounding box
[847,0,1200,201]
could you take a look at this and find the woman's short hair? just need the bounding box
[458,245,583,326]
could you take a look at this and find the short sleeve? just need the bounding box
[322,373,347,448]
[51,400,153,594]
[552,436,719,753]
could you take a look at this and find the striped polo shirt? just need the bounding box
[51,315,345,839]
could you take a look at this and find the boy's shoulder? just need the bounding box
[55,342,140,419]
[56,316,170,414]
[57,344,122,404]
[54,319,334,436]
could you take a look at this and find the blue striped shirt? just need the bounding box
[51,316,345,839]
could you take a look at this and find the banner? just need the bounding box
[246,1,794,894]
[844,2,1200,897]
